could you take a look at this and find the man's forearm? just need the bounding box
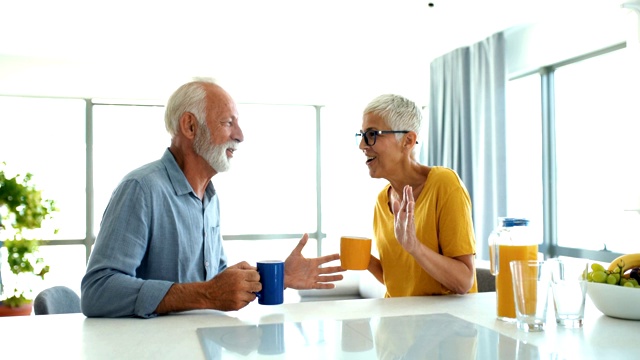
[155,282,207,314]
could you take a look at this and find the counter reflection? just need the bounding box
[197,313,542,359]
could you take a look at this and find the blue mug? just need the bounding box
[257,260,285,305]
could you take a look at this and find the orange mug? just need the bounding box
[340,236,372,270]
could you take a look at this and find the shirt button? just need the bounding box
[205,261,209,268]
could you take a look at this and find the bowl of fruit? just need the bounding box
[587,254,640,320]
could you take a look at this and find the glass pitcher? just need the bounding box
[488,217,538,321]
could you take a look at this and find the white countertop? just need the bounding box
[0,292,637,359]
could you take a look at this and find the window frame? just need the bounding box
[507,42,630,262]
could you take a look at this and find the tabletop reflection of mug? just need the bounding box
[340,236,372,270]
[258,323,285,355]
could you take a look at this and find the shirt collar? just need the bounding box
[162,149,191,196]
[161,148,215,199]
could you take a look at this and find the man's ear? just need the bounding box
[179,112,197,139]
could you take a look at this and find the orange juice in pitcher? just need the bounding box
[488,218,538,321]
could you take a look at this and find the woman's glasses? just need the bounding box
[355,130,416,146]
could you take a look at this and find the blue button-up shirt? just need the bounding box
[81,149,227,318]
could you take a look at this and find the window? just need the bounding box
[0,97,330,297]
[34,245,86,296]
[554,49,640,254]
[0,96,86,241]
[218,104,322,264]
[92,103,169,234]
[215,104,318,236]
[505,46,640,260]
[320,104,387,257]
[0,96,86,295]
[224,238,314,266]
[505,75,544,244]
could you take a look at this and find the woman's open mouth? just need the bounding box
[366,155,376,165]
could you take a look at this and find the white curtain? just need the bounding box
[423,32,507,261]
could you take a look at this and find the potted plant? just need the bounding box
[0,162,56,316]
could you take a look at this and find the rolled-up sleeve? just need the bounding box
[81,178,172,318]
[82,150,223,318]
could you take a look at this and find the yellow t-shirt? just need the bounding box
[373,166,478,297]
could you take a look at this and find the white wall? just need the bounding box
[0,0,567,107]
[505,4,629,78]
[0,1,440,106]
[1,1,634,107]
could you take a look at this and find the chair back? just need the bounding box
[34,286,81,315]
[476,267,496,293]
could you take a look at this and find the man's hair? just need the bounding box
[164,80,214,137]
[363,94,422,142]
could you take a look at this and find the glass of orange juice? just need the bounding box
[510,260,550,332]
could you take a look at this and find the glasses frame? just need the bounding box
[356,130,414,146]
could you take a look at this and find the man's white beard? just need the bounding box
[193,123,234,173]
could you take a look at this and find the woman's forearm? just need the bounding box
[367,255,385,284]
[410,244,475,294]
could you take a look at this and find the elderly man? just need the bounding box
[81,80,343,318]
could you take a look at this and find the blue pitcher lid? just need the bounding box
[500,218,529,227]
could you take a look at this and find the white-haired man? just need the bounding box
[81,81,343,318]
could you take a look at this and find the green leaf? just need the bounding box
[1,162,57,303]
